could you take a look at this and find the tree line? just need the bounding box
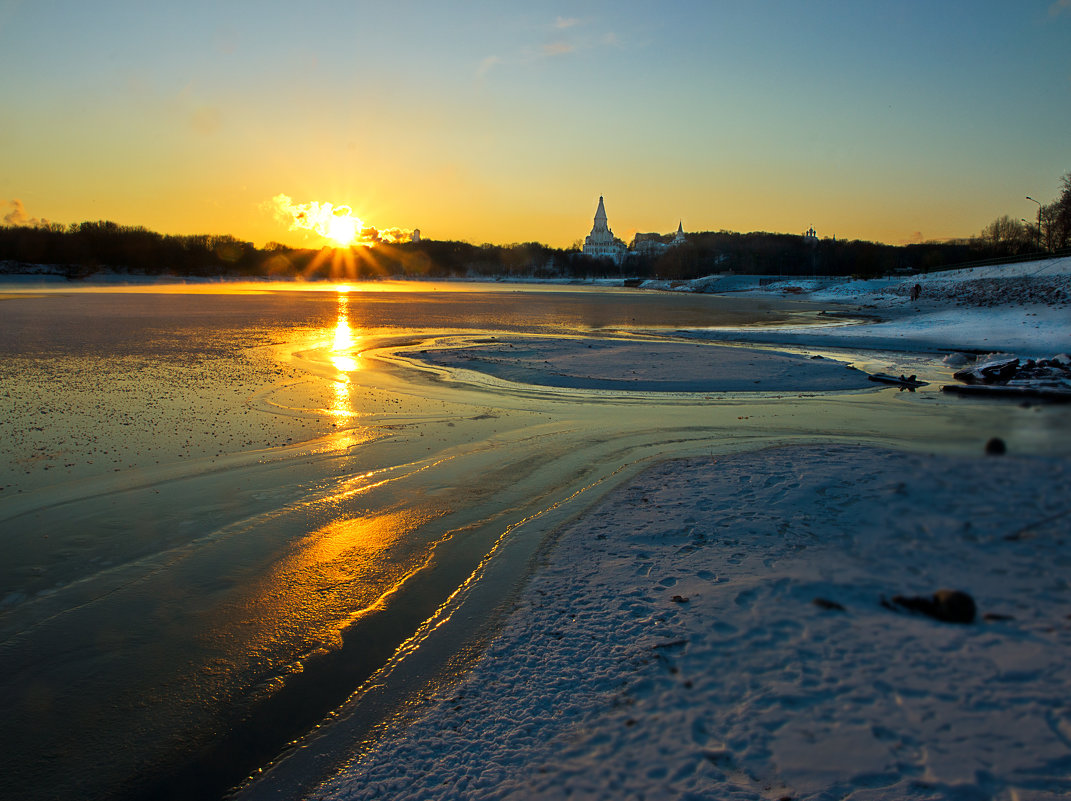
[977,171,1071,255]
[2,172,1068,282]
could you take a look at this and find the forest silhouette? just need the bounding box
[2,172,1068,281]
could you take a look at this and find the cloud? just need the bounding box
[542,42,575,56]
[263,194,413,246]
[364,226,414,245]
[476,55,501,78]
[3,199,49,228]
[487,17,619,71]
[1050,0,1071,15]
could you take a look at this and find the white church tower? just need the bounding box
[582,196,627,262]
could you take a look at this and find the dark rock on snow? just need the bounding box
[953,357,1020,385]
[945,352,1071,401]
[985,437,1006,455]
[888,589,977,624]
[982,612,1015,622]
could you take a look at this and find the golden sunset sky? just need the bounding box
[2,1,1069,249]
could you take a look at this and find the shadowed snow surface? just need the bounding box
[314,445,1071,801]
[417,338,871,393]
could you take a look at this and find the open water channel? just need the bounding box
[0,282,1065,800]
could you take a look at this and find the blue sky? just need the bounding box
[1,0,1068,247]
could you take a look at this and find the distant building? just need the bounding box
[804,226,818,242]
[412,228,421,242]
[581,197,688,262]
[582,196,627,262]
[630,233,670,257]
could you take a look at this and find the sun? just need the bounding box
[327,213,361,247]
[267,194,413,251]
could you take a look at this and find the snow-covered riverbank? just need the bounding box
[665,255,1071,356]
[301,258,1071,801]
[312,445,1071,801]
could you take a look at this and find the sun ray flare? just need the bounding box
[266,194,413,248]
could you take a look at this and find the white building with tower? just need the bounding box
[581,196,688,262]
[582,196,628,262]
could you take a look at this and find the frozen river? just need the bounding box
[1,282,1064,800]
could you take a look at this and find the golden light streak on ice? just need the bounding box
[210,505,445,672]
[329,292,360,423]
[330,293,360,371]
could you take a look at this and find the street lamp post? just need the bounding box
[1026,196,1042,251]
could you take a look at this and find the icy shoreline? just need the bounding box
[8,262,1067,799]
[676,256,1071,357]
[299,258,1071,801]
[312,445,1071,801]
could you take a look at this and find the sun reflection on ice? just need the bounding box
[331,297,360,372]
[209,506,444,679]
[329,290,360,423]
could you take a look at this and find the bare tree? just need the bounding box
[980,214,1030,253]
[1053,171,1071,250]
[1039,202,1060,251]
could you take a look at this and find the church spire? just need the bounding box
[582,195,625,263]
[593,196,608,232]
